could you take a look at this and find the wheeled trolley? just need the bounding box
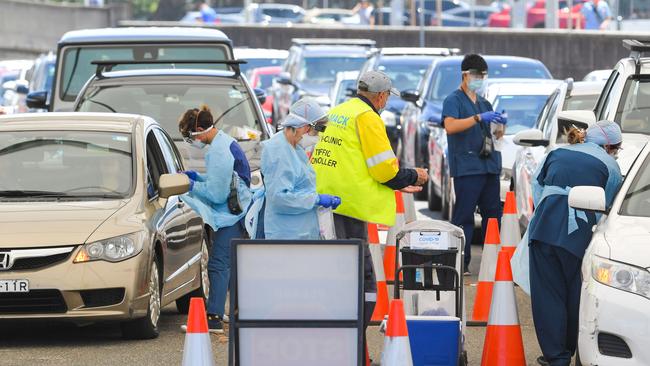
[393,220,468,366]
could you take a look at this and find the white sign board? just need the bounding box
[409,231,450,250]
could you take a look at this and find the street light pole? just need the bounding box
[420,0,425,47]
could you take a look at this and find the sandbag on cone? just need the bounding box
[500,192,521,258]
[182,297,215,366]
[384,191,405,284]
[481,250,526,366]
[381,299,413,366]
[368,223,389,324]
[472,218,501,323]
[403,193,417,224]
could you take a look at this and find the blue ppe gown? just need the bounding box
[261,132,320,240]
[526,142,622,366]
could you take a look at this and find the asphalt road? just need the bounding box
[0,200,548,366]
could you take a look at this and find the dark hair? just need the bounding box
[461,54,488,72]
[178,104,214,137]
[567,126,585,144]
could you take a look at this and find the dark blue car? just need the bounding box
[399,55,552,205]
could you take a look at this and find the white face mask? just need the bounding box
[299,134,320,150]
[190,139,207,149]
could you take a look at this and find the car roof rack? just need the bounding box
[623,39,650,74]
[91,59,247,79]
[291,38,376,47]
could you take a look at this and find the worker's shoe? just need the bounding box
[207,314,225,334]
[536,356,550,366]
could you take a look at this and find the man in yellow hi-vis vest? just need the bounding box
[312,70,428,340]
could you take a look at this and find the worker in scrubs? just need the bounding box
[261,98,341,239]
[528,121,623,366]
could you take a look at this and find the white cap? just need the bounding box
[357,70,400,96]
[281,97,328,128]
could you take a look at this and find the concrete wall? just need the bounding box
[0,0,130,59]
[122,21,650,80]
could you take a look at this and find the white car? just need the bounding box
[233,48,288,79]
[481,79,562,201]
[571,137,650,365]
[512,79,605,228]
[583,69,612,82]
[329,70,359,109]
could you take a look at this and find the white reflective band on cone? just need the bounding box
[477,244,499,282]
[381,337,413,366]
[487,281,520,326]
[365,292,377,302]
[369,243,386,280]
[500,215,521,249]
[182,333,215,366]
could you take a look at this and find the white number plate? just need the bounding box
[0,279,29,293]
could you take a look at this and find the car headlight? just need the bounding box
[500,167,512,182]
[592,255,650,299]
[74,232,145,263]
[381,110,397,127]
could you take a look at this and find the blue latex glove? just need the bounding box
[317,194,342,208]
[183,170,200,181]
[479,111,502,124]
[498,110,508,125]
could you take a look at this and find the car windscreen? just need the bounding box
[615,78,650,134]
[377,58,432,92]
[59,44,229,102]
[563,93,599,111]
[620,151,650,217]
[492,94,550,135]
[76,82,262,141]
[261,8,303,19]
[297,56,368,84]
[427,63,552,101]
[0,131,133,198]
[240,58,285,77]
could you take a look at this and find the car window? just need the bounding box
[335,79,357,106]
[563,93,599,111]
[377,59,431,92]
[0,130,133,198]
[615,78,650,134]
[492,94,549,135]
[146,131,168,198]
[239,58,285,78]
[59,44,229,102]
[154,128,184,173]
[296,56,368,84]
[620,152,650,217]
[536,90,559,131]
[595,70,619,119]
[77,81,263,141]
[543,92,562,140]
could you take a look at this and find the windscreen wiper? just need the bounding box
[0,190,74,197]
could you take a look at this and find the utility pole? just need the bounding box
[391,0,404,25]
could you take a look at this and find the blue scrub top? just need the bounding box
[528,143,622,258]
[442,89,501,177]
[581,1,611,30]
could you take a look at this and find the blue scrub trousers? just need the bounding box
[451,173,501,269]
[530,240,582,366]
[206,219,246,317]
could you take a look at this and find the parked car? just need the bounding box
[234,48,288,79]
[431,6,500,26]
[270,38,375,127]
[304,8,354,24]
[248,66,283,124]
[242,3,305,25]
[329,70,359,108]
[489,0,586,28]
[511,79,606,228]
[400,55,552,204]
[1,60,33,114]
[0,59,32,79]
[28,27,235,112]
[583,69,612,82]
[73,61,272,176]
[0,112,206,339]
[360,47,458,153]
[573,136,650,365]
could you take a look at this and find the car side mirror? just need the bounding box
[275,72,294,86]
[401,89,420,104]
[254,88,267,105]
[26,90,48,110]
[16,84,29,95]
[568,186,606,213]
[513,129,549,147]
[158,173,190,199]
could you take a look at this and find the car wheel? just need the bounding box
[176,234,210,314]
[427,177,442,211]
[121,258,161,340]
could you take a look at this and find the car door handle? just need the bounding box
[177,201,185,209]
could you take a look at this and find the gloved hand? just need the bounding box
[317,194,342,209]
[183,170,200,181]
[479,111,502,124]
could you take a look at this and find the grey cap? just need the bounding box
[357,70,400,96]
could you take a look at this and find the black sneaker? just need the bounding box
[207,314,224,334]
[536,356,550,366]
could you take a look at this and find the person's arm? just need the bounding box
[444,115,478,135]
[599,2,612,30]
[191,149,232,205]
[369,7,376,26]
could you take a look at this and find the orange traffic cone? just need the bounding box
[480,250,526,366]
[182,297,215,366]
[472,218,501,323]
[500,192,521,258]
[369,223,389,324]
[384,191,405,284]
[381,299,413,366]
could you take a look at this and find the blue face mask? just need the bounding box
[468,78,484,92]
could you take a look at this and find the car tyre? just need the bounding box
[176,234,211,314]
[427,176,442,211]
[121,258,161,340]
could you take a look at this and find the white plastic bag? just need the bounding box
[511,229,531,295]
[317,207,337,240]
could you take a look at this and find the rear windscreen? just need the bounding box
[59,44,229,102]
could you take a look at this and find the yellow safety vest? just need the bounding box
[312,98,396,226]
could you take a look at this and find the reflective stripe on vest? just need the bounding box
[312,98,396,226]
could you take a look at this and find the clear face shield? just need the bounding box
[463,69,488,92]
